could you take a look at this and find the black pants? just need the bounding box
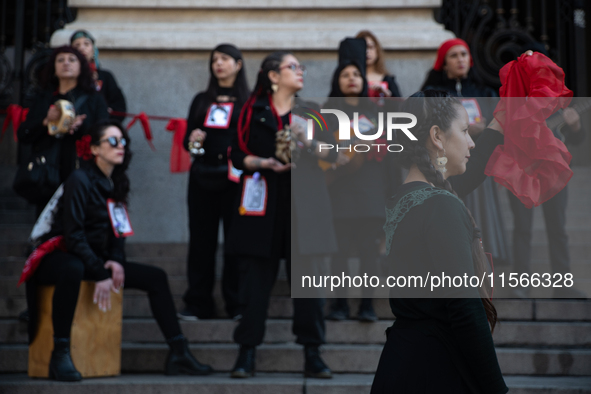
[233,255,325,347]
[184,172,240,318]
[508,186,570,275]
[330,217,382,299]
[33,250,182,339]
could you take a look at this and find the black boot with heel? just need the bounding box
[48,338,82,381]
[165,335,213,375]
[231,345,256,378]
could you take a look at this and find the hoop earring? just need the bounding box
[271,83,278,93]
[436,149,447,174]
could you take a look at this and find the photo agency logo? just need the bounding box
[298,107,419,153]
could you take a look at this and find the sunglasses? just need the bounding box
[279,63,307,76]
[99,136,127,148]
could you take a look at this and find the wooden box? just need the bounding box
[28,281,123,378]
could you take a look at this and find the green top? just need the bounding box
[384,181,508,394]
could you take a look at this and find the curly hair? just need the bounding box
[399,90,498,332]
[42,46,95,93]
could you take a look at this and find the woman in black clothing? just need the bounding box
[227,51,344,378]
[177,44,249,321]
[371,90,507,394]
[324,61,399,322]
[25,121,212,381]
[420,38,510,269]
[17,46,109,214]
[70,30,127,122]
[355,30,401,99]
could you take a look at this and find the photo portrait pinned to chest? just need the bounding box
[204,103,234,129]
[107,198,134,237]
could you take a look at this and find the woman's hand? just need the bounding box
[562,107,581,132]
[105,260,125,291]
[336,152,350,166]
[93,278,114,312]
[189,128,207,143]
[42,105,61,126]
[468,117,487,137]
[68,114,87,134]
[263,157,292,173]
[370,84,392,97]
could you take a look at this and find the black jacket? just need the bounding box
[45,162,125,281]
[227,96,339,258]
[18,86,109,184]
[96,68,127,122]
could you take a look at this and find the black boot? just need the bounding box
[165,335,213,375]
[326,298,349,321]
[231,345,256,378]
[48,338,82,381]
[304,345,332,379]
[357,298,377,322]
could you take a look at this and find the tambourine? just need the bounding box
[47,100,76,136]
[275,125,295,164]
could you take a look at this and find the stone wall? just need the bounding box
[47,0,452,242]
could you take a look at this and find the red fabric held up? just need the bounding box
[165,118,191,173]
[485,52,573,209]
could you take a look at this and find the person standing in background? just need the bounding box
[71,30,127,122]
[178,44,250,321]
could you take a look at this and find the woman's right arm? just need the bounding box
[183,93,204,152]
[62,171,111,281]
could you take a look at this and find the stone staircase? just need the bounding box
[0,167,590,393]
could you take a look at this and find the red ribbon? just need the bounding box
[165,118,191,173]
[127,112,155,151]
[2,104,29,142]
[18,235,66,286]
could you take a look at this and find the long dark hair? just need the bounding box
[195,44,250,119]
[328,60,369,98]
[236,51,292,155]
[42,46,95,93]
[89,121,132,204]
[398,90,498,332]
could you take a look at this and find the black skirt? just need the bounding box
[370,327,471,394]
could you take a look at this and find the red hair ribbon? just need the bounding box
[18,235,66,286]
[165,118,191,173]
[433,38,474,71]
[2,104,29,142]
[485,52,573,208]
[127,112,155,150]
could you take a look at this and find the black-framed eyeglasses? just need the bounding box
[279,63,307,76]
[99,136,127,148]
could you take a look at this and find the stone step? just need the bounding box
[0,196,31,211]
[0,210,36,225]
[1,291,590,322]
[1,318,589,348]
[0,225,31,243]
[1,373,590,394]
[0,343,590,376]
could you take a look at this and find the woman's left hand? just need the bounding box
[371,84,392,97]
[105,260,125,291]
[68,114,87,134]
[93,278,113,312]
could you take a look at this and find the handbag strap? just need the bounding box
[383,186,464,256]
[73,94,89,112]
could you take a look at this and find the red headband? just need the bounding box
[433,38,473,71]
